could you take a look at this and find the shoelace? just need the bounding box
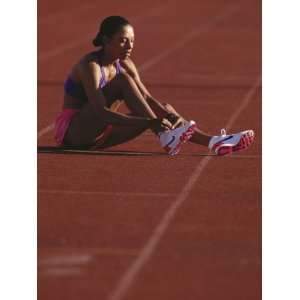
[221,128,227,136]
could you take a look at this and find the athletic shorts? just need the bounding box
[54,108,80,145]
[54,108,113,147]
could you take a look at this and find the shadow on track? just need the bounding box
[37,146,216,157]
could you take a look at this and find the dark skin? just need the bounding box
[63,24,211,148]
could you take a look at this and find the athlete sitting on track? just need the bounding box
[54,15,254,156]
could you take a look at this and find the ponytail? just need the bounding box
[92,32,104,47]
[92,16,130,47]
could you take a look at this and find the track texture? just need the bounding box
[38,0,261,299]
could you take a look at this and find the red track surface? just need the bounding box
[38,0,261,299]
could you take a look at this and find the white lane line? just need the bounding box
[38,4,169,63]
[179,74,257,81]
[39,267,82,277]
[39,253,93,277]
[176,74,262,86]
[39,254,92,266]
[37,123,55,138]
[105,77,261,300]
[38,189,176,198]
[37,4,239,140]
[226,77,261,130]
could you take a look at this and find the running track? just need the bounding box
[38,0,261,299]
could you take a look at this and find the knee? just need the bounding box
[117,72,135,87]
[163,103,174,111]
[163,103,181,117]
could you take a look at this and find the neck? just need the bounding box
[98,49,118,66]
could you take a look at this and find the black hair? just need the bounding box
[93,16,131,47]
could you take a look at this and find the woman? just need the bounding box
[54,16,254,156]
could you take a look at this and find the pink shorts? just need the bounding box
[54,108,113,147]
[54,108,80,145]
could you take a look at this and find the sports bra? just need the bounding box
[64,59,122,102]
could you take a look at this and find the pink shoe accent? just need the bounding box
[164,122,196,155]
[214,130,255,156]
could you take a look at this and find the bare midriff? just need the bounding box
[63,93,123,112]
[63,94,85,110]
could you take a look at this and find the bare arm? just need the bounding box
[78,61,157,127]
[120,58,185,127]
[120,59,170,112]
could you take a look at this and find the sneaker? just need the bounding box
[209,128,255,156]
[159,121,196,155]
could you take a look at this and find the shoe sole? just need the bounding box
[165,122,196,155]
[216,130,255,156]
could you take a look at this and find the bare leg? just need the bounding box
[104,73,158,118]
[63,73,160,147]
[93,124,149,149]
[63,103,107,146]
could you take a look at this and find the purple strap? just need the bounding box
[115,59,122,75]
[99,66,106,88]
[99,60,122,88]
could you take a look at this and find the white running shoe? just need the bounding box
[209,128,255,156]
[159,121,196,155]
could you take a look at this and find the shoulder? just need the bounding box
[76,52,101,77]
[81,51,101,69]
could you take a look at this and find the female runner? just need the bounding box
[54,16,254,156]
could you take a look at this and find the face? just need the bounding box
[105,25,135,60]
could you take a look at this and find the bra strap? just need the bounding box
[99,65,106,88]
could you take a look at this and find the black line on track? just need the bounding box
[37,146,258,158]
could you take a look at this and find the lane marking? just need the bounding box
[38,123,54,138]
[39,247,139,256]
[37,3,260,297]
[39,254,92,266]
[37,76,260,88]
[178,74,259,81]
[39,253,93,277]
[37,4,240,140]
[39,267,82,277]
[226,77,261,130]
[174,74,262,87]
[38,189,176,198]
[106,77,261,300]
